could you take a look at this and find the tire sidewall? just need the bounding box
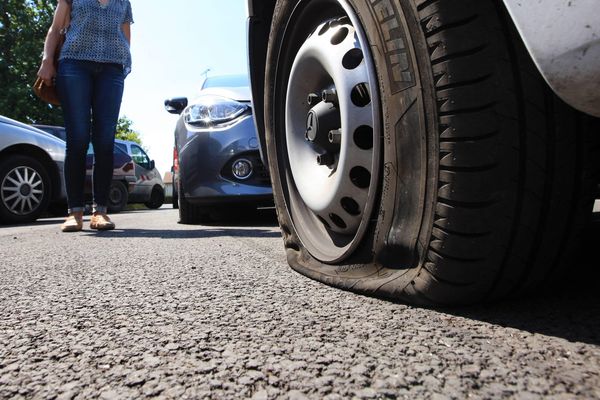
[145,186,164,209]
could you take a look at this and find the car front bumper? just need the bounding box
[178,116,272,204]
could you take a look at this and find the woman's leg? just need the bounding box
[56,59,93,214]
[90,63,125,214]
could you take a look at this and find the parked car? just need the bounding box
[32,124,138,213]
[34,125,164,210]
[32,124,66,141]
[164,74,272,223]
[0,116,67,224]
[246,0,600,305]
[114,139,165,209]
[85,143,136,213]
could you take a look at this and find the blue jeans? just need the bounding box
[56,59,125,214]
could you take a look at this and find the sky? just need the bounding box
[121,0,249,176]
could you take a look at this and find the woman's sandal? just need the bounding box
[61,213,83,232]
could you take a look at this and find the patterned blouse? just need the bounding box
[60,0,134,74]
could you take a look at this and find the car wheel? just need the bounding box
[107,181,128,213]
[177,179,209,224]
[0,155,51,224]
[172,180,179,209]
[145,185,165,209]
[264,0,598,305]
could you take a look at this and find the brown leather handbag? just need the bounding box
[33,29,66,106]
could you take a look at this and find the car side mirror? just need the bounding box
[164,97,188,114]
[149,160,155,170]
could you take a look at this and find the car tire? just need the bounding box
[171,185,179,209]
[0,155,51,224]
[177,179,210,224]
[107,181,128,213]
[172,180,179,209]
[264,0,598,305]
[145,185,165,209]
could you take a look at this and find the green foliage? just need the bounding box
[0,0,63,124]
[115,116,143,145]
[1,3,144,147]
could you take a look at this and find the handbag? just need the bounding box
[33,29,66,106]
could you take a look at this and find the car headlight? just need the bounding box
[183,95,249,129]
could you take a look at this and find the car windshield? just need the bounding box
[202,75,249,89]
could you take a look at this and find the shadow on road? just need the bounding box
[443,213,600,346]
[85,208,281,239]
[87,227,282,239]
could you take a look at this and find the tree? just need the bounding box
[115,116,143,145]
[0,0,63,124]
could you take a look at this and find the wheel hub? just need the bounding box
[20,184,32,196]
[304,98,340,154]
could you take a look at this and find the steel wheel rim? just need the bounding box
[1,166,44,216]
[282,0,381,262]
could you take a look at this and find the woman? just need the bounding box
[37,0,133,232]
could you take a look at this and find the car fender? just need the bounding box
[502,0,600,117]
[246,0,600,154]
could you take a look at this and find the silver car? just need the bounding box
[114,139,165,209]
[164,74,272,223]
[0,116,66,224]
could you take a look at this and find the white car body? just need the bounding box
[247,0,600,118]
[503,0,600,117]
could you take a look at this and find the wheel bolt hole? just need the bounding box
[331,27,349,45]
[317,215,331,229]
[350,166,371,189]
[342,48,364,70]
[354,125,373,150]
[351,83,371,107]
[341,197,361,216]
[329,213,347,229]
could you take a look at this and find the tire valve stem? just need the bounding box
[307,93,320,106]
[317,152,335,166]
[322,89,338,105]
[328,129,341,145]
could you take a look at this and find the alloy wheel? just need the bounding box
[1,166,45,216]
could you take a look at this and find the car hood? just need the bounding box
[0,115,66,146]
[196,86,251,102]
[0,115,66,162]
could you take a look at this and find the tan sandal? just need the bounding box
[90,213,115,230]
[61,213,83,232]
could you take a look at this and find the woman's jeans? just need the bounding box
[56,59,125,214]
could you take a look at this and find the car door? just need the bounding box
[129,144,156,197]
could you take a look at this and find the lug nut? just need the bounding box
[322,89,338,104]
[328,129,341,144]
[317,152,335,166]
[307,93,320,106]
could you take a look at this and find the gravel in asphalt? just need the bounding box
[0,207,599,399]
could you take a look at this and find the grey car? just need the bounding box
[0,116,67,224]
[114,139,165,209]
[164,74,272,223]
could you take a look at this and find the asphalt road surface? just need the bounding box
[1,206,599,399]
